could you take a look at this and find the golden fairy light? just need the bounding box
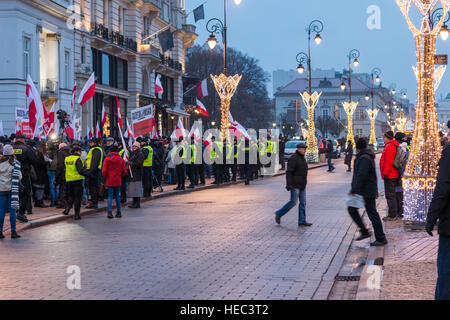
[211,73,242,139]
[366,108,379,148]
[395,111,408,132]
[342,101,358,148]
[299,91,322,163]
[396,0,448,225]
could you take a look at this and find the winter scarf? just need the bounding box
[11,160,20,210]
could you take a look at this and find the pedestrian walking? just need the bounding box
[274,142,312,227]
[0,145,21,239]
[102,145,126,219]
[426,133,450,300]
[344,142,353,172]
[326,139,335,172]
[380,131,401,221]
[347,138,387,246]
[55,143,70,209]
[128,142,145,208]
[63,146,90,220]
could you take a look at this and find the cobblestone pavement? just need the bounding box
[0,160,355,300]
[380,219,438,300]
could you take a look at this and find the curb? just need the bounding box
[21,162,330,231]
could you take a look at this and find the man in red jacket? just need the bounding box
[380,131,400,220]
[102,146,127,219]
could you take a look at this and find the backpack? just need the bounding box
[393,145,407,173]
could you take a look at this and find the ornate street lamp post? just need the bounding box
[206,0,242,139]
[396,0,449,227]
[295,19,324,163]
[340,49,361,148]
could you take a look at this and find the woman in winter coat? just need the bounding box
[0,145,22,239]
[128,142,145,208]
[344,142,354,172]
[102,145,126,219]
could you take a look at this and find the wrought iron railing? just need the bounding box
[91,22,137,52]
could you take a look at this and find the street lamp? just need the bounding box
[400,88,407,99]
[431,7,450,41]
[206,0,242,139]
[367,67,381,149]
[294,19,324,163]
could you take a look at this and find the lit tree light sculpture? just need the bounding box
[299,91,322,163]
[396,0,449,226]
[366,108,379,149]
[343,101,358,148]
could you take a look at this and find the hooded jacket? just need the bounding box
[102,152,126,187]
[351,148,378,198]
[380,139,399,179]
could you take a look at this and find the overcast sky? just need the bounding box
[186,0,450,103]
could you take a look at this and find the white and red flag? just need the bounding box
[196,78,208,98]
[188,122,202,144]
[96,122,101,138]
[64,125,75,140]
[116,95,123,130]
[15,120,21,135]
[196,98,209,117]
[26,75,45,137]
[78,72,95,106]
[42,102,56,136]
[170,117,187,140]
[155,74,164,96]
[101,103,107,127]
[88,127,93,139]
[228,112,250,140]
[70,83,77,110]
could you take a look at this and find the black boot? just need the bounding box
[11,231,21,239]
[62,207,70,215]
[74,212,81,220]
[136,198,141,208]
[128,198,139,208]
[107,211,114,219]
[16,214,28,223]
[115,212,122,218]
[0,232,4,239]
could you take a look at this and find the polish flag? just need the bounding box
[196,79,208,98]
[155,74,164,96]
[96,122,101,138]
[78,72,95,106]
[70,84,77,110]
[26,75,45,137]
[116,95,123,129]
[196,99,210,117]
[228,112,250,140]
[15,120,21,135]
[64,125,75,140]
[124,118,135,143]
[188,123,202,144]
[42,102,56,136]
[101,103,107,127]
[88,127,93,139]
[170,118,187,140]
[118,125,130,163]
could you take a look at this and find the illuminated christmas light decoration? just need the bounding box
[342,101,358,148]
[395,111,408,132]
[366,108,379,148]
[211,73,242,139]
[434,65,447,92]
[396,0,448,226]
[299,91,322,163]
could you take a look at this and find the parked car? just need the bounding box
[284,140,306,157]
[377,138,384,149]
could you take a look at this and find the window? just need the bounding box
[180,0,185,10]
[108,0,113,29]
[23,36,31,78]
[81,45,85,64]
[355,129,363,136]
[119,7,123,34]
[322,108,329,118]
[64,51,70,88]
[143,16,150,35]
[92,48,127,89]
[103,0,108,26]
[102,53,110,86]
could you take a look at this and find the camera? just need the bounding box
[56,109,68,121]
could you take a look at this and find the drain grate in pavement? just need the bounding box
[334,275,361,282]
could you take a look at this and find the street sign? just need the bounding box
[435,54,448,65]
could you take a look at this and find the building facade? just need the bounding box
[0,0,197,137]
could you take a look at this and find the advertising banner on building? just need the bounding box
[131,104,156,137]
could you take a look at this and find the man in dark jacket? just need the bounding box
[326,140,335,172]
[13,135,38,222]
[348,138,387,246]
[86,138,103,209]
[55,143,70,209]
[275,142,312,227]
[279,135,286,171]
[426,140,450,300]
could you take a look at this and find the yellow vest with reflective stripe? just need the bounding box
[211,142,223,159]
[142,146,153,167]
[225,144,234,160]
[259,142,266,155]
[65,156,85,182]
[86,146,103,170]
[190,144,197,163]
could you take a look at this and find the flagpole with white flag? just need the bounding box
[118,122,133,179]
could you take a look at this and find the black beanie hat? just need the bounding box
[356,138,367,150]
[395,132,406,142]
[384,131,394,140]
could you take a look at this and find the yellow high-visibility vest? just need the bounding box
[190,144,198,163]
[86,146,103,170]
[65,156,85,182]
[142,146,154,167]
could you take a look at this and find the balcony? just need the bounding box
[91,22,137,53]
[182,24,196,34]
[40,79,58,98]
[160,54,182,72]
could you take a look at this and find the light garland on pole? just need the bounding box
[366,108,379,147]
[396,0,448,227]
[343,101,358,148]
[299,91,321,163]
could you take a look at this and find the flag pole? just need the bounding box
[118,122,133,179]
[186,1,208,16]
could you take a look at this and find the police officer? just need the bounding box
[12,134,37,222]
[86,138,104,209]
[223,138,233,183]
[141,138,153,197]
[63,146,90,220]
[211,136,224,185]
[187,136,199,189]
[174,137,187,190]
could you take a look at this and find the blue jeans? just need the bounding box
[276,188,306,224]
[0,191,17,232]
[48,170,58,202]
[436,235,450,300]
[82,179,87,202]
[107,187,121,213]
